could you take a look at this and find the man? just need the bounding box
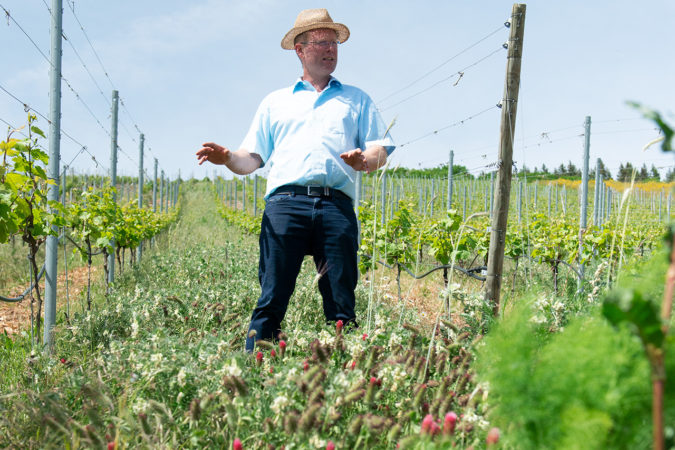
[196,8,394,352]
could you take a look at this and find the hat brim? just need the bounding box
[281,23,350,50]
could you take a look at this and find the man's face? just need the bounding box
[296,29,339,79]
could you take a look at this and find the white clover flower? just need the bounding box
[388,333,402,349]
[270,394,289,415]
[221,358,241,377]
[177,368,187,387]
[132,398,149,414]
[177,392,184,403]
[462,409,490,430]
[131,317,139,339]
[206,354,218,369]
[317,330,334,347]
[150,353,163,365]
[530,315,547,325]
[295,336,308,349]
[375,313,386,330]
[116,303,122,314]
[382,365,407,392]
[332,372,350,390]
[309,434,326,449]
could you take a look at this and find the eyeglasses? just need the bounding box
[300,40,340,49]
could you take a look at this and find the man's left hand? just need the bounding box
[340,149,369,173]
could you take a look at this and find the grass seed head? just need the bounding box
[299,403,322,432]
[189,398,201,422]
[284,411,300,434]
[138,412,151,435]
[413,384,427,409]
[387,423,402,442]
[255,339,274,351]
[348,415,363,435]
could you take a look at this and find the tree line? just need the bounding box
[388,160,673,182]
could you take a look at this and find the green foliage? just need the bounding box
[425,209,474,264]
[66,187,176,261]
[627,102,673,152]
[603,288,665,350]
[476,300,655,449]
[0,115,59,244]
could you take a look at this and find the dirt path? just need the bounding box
[0,265,100,336]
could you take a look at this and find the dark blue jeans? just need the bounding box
[245,192,359,352]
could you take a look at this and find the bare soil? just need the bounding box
[0,265,100,336]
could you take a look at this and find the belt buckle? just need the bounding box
[306,185,329,197]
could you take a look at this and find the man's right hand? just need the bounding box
[197,142,231,166]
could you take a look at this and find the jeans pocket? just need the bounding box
[266,193,292,205]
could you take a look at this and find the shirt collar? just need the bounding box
[293,76,342,93]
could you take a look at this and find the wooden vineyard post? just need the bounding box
[485,3,526,315]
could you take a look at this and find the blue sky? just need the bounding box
[1,0,673,181]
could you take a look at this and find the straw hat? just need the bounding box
[281,9,350,50]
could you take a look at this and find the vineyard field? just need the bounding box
[0,181,673,449]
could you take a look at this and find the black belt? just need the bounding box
[273,185,350,201]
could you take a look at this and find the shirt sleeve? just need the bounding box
[239,96,273,167]
[359,93,396,155]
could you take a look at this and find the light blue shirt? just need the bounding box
[239,77,395,201]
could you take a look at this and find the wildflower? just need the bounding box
[303,360,310,372]
[177,368,187,387]
[270,349,277,358]
[233,438,243,450]
[271,395,289,415]
[362,333,368,341]
[279,340,287,358]
[420,414,435,435]
[443,412,458,435]
[486,427,500,445]
[150,353,163,365]
[336,320,344,336]
[326,441,336,450]
[256,352,263,367]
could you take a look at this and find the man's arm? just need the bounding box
[196,142,262,175]
[340,145,388,173]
